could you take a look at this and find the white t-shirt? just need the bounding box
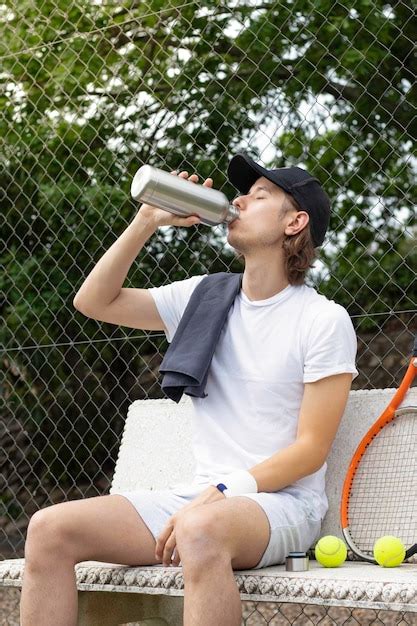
[149,274,359,519]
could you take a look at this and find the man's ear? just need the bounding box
[284,211,309,237]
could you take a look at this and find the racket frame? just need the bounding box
[340,350,417,564]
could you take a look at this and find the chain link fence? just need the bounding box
[1,0,416,623]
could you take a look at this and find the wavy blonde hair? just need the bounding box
[280,192,318,285]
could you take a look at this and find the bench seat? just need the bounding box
[2,389,416,625]
[1,558,416,613]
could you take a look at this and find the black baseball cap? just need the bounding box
[227,152,331,247]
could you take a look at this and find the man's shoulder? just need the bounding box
[301,286,350,322]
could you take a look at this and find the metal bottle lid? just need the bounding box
[285,551,309,571]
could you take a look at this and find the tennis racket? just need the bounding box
[341,332,417,564]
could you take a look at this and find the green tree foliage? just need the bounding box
[1,1,415,496]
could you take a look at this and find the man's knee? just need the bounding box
[25,505,75,565]
[176,509,232,564]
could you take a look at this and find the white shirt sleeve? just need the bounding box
[148,274,208,343]
[303,304,359,383]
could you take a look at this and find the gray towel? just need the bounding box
[159,272,243,403]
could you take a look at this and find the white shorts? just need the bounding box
[112,483,322,569]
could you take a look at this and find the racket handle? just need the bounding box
[405,543,417,560]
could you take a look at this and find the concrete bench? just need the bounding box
[1,388,416,625]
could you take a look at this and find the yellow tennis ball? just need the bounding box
[315,535,347,567]
[373,536,405,567]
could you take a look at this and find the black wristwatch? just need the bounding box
[215,482,227,495]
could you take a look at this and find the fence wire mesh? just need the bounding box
[1,0,416,624]
[1,590,417,625]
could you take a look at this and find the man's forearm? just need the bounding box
[73,213,157,310]
[248,440,324,493]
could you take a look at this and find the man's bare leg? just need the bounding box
[175,497,271,626]
[20,494,160,626]
[183,558,242,626]
[21,556,78,626]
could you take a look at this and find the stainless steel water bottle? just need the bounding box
[130,164,240,226]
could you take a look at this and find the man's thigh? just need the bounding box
[177,496,271,570]
[25,494,161,567]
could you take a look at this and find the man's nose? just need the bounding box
[232,196,245,209]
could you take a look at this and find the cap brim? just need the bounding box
[227,153,271,194]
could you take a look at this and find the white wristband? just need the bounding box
[214,470,258,497]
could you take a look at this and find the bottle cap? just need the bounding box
[285,551,309,571]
